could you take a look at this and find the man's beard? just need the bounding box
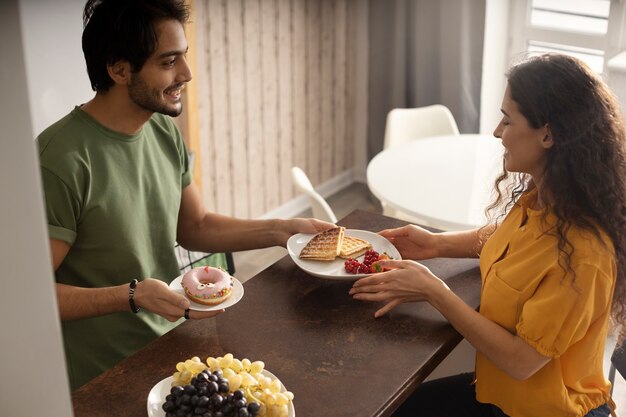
[128,73,183,117]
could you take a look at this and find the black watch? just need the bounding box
[129,279,141,314]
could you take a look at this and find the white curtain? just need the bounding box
[367,0,486,159]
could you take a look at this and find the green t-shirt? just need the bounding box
[37,106,192,389]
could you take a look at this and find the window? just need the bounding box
[508,0,626,74]
[529,0,609,35]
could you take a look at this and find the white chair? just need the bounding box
[291,167,338,223]
[380,105,460,226]
[383,104,460,150]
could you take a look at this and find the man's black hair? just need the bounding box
[82,0,189,91]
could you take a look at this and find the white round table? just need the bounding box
[366,134,504,231]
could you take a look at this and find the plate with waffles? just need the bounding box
[287,227,401,280]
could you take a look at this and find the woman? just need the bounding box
[350,53,626,417]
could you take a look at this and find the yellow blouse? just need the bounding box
[476,189,616,417]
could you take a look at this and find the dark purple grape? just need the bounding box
[247,402,260,415]
[162,400,176,412]
[233,390,244,400]
[218,382,229,393]
[210,393,224,408]
[238,408,250,417]
[184,385,198,396]
[220,403,233,415]
[194,406,208,415]
[233,399,246,409]
[171,386,185,397]
[197,395,210,408]
[208,381,219,394]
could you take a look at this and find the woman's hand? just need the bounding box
[349,259,449,317]
[134,278,223,322]
[379,225,440,260]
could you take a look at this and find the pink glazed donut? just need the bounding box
[181,266,233,306]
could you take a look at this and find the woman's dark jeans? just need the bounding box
[391,373,611,417]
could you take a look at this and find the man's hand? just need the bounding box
[133,278,223,321]
[55,278,223,321]
[276,217,336,247]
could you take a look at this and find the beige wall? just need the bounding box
[185,0,368,219]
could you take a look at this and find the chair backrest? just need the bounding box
[175,244,236,275]
[383,104,460,149]
[291,166,338,223]
[609,339,626,395]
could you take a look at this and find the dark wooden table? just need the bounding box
[72,209,481,417]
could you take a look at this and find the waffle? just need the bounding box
[339,236,372,258]
[299,227,345,261]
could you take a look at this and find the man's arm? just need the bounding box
[51,239,130,320]
[50,239,212,321]
[176,182,333,253]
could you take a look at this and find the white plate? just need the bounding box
[147,370,295,417]
[287,229,401,280]
[169,275,244,311]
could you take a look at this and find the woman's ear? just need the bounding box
[107,60,132,85]
[541,124,554,149]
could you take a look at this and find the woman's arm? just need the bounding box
[379,224,495,260]
[428,278,550,380]
[350,259,550,380]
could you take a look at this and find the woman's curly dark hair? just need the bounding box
[485,53,626,341]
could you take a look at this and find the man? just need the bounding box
[37,0,331,390]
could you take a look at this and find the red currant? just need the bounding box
[345,258,369,274]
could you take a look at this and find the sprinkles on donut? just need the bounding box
[181,266,234,306]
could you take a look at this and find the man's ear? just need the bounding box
[107,60,132,85]
[541,124,554,149]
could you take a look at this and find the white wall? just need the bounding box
[20,0,92,137]
[608,52,626,114]
[479,0,509,134]
[0,1,73,416]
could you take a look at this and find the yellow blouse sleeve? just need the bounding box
[515,263,613,357]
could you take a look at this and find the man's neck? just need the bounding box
[81,89,152,135]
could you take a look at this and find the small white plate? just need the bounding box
[169,275,244,311]
[287,229,401,280]
[147,370,295,417]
